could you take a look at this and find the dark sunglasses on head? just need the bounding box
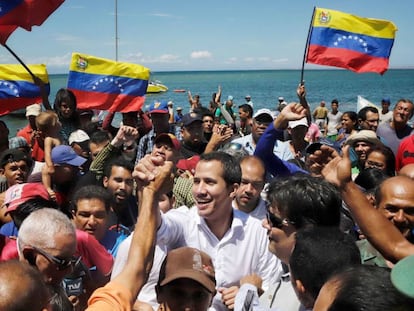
[32,245,81,271]
[266,211,294,229]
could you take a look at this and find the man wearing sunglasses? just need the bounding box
[236,174,342,311]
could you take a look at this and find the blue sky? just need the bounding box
[1,0,413,73]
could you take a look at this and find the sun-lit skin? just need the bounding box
[392,100,414,127]
[353,141,372,162]
[262,204,296,264]
[359,111,379,131]
[0,160,29,186]
[377,176,414,239]
[365,150,387,171]
[192,160,237,227]
[26,233,76,285]
[313,278,340,311]
[103,166,134,206]
[72,198,109,242]
[235,157,265,213]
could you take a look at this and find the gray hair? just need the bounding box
[18,208,76,251]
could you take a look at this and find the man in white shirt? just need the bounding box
[134,151,282,311]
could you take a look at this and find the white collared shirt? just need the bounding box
[158,206,283,311]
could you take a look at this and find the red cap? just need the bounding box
[176,155,200,175]
[154,133,181,151]
[4,183,49,213]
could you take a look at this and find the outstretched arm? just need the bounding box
[322,145,414,262]
[87,159,173,310]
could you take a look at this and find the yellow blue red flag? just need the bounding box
[306,8,397,74]
[67,53,150,113]
[0,64,49,116]
[0,0,65,44]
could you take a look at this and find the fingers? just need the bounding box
[219,286,238,310]
[133,155,165,183]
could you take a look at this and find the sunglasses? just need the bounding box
[266,211,294,229]
[32,245,81,271]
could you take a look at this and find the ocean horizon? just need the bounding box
[2,68,414,136]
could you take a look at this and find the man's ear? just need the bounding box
[229,183,239,199]
[102,176,109,188]
[22,247,36,266]
[294,279,306,295]
[0,168,4,176]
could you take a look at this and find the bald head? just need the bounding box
[376,176,414,239]
[0,260,49,311]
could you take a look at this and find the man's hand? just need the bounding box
[274,102,307,130]
[133,154,166,188]
[112,125,139,148]
[297,83,306,98]
[219,286,239,310]
[321,145,352,188]
[240,274,263,295]
[307,145,340,177]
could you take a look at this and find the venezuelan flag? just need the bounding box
[306,8,397,74]
[0,64,49,116]
[67,53,150,113]
[0,0,65,44]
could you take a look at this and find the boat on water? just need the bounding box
[146,80,168,94]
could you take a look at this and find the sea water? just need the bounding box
[2,69,414,136]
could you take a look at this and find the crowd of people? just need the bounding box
[1,83,414,311]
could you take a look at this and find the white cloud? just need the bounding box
[148,13,173,18]
[123,53,181,65]
[243,57,255,62]
[29,53,72,68]
[190,51,212,59]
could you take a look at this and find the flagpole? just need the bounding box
[115,0,118,61]
[2,43,36,78]
[300,6,316,84]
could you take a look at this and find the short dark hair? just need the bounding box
[267,174,341,228]
[327,265,414,311]
[238,104,253,118]
[354,167,388,193]
[199,152,241,186]
[103,157,134,178]
[71,185,112,212]
[358,106,378,121]
[90,130,111,145]
[366,144,396,177]
[289,227,361,301]
[10,198,58,229]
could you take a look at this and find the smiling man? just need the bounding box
[134,151,281,311]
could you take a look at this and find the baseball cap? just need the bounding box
[382,98,391,104]
[278,96,284,101]
[345,130,382,147]
[176,155,200,175]
[149,100,169,114]
[391,255,414,298]
[9,137,29,150]
[253,108,274,122]
[288,117,309,129]
[176,107,183,111]
[4,183,49,213]
[25,104,41,117]
[181,112,203,127]
[78,109,94,117]
[68,129,90,145]
[227,95,234,101]
[51,145,87,167]
[245,95,251,99]
[154,133,181,151]
[158,247,216,293]
[0,149,32,169]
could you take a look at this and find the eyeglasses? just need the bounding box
[32,245,81,271]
